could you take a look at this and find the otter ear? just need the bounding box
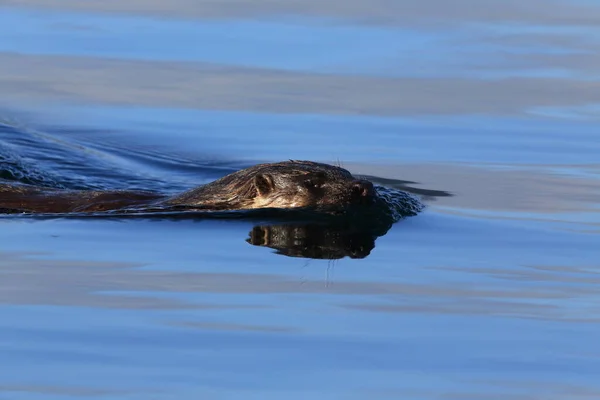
[254,174,275,196]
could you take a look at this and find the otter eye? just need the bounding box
[303,179,321,189]
[304,179,319,188]
[303,172,326,189]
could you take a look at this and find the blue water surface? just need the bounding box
[1,2,599,400]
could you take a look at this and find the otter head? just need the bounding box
[169,160,376,211]
[248,160,375,210]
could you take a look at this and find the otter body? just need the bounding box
[0,161,375,214]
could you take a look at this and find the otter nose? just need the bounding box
[351,180,375,203]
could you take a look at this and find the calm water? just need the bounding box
[1,2,600,399]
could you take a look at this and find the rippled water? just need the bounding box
[1,2,599,399]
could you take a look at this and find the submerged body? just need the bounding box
[0,161,375,214]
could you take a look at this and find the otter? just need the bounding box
[0,160,376,215]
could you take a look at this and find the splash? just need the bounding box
[374,185,425,222]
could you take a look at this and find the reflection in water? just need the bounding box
[247,222,386,259]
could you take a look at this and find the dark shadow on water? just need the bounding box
[359,174,453,200]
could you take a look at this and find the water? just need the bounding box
[1,2,599,399]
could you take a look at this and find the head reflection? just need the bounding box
[246,221,391,260]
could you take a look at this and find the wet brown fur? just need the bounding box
[0,184,161,213]
[0,160,374,214]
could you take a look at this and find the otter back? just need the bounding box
[0,183,162,214]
